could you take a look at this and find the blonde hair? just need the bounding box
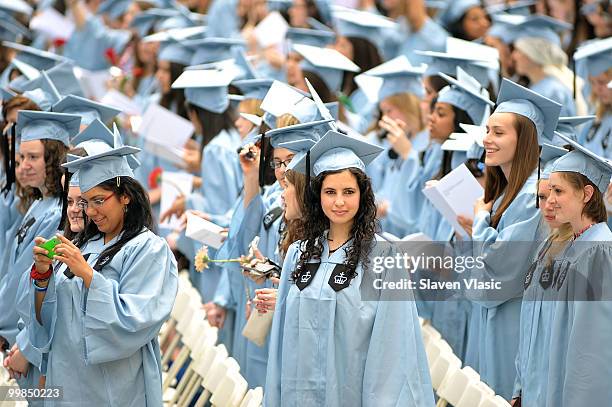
[591,68,612,120]
[276,113,300,128]
[369,92,425,134]
[238,99,264,117]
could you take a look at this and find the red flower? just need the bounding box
[53,38,66,48]
[148,167,163,189]
[132,67,144,78]
[104,48,120,66]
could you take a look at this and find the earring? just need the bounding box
[124,205,128,213]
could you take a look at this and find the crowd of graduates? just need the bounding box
[0,0,611,405]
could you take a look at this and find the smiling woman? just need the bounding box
[265,130,435,406]
[24,134,178,406]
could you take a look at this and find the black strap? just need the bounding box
[263,206,283,230]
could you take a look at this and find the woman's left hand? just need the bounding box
[253,288,277,314]
[379,115,413,160]
[53,234,93,285]
[474,197,493,216]
[3,344,30,379]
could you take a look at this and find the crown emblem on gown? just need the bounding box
[300,271,312,283]
[334,272,348,285]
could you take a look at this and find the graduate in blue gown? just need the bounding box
[512,143,573,406]
[0,111,81,399]
[460,79,562,398]
[417,68,494,358]
[436,0,490,42]
[21,137,178,406]
[543,133,612,406]
[265,129,434,406]
[574,38,612,160]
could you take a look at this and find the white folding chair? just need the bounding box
[210,372,248,407]
[479,395,512,407]
[420,324,442,348]
[457,381,496,407]
[426,338,453,368]
[239,387,264,407]
[430,351,461,391]
[194,357,240,407]
[436,366,480,407]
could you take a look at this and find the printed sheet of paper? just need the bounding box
[159,171,193,230]
[186,212,225,249]
[100,89,142,116]
[422,164,484,239]
[138,103,194,148]
[30,8,75,40]
[254,11,289,48]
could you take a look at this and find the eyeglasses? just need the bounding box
[269,159,293,170]
[77,193,115,210]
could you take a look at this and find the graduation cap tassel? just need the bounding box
[536,158,541,209]
[8,124,16,189]
[571,50,577,101]
[1,131,10,195]
[258,131,267,192]
[58,169,70,231]
[305,149,312,204]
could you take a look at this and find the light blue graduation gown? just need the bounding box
[545,222,612,407]
[0,187,24,281]
[397,17,448,65]
[513,230,560,405]
[466,172,542,399]
[23,229,178,406]
[64,14,131,71]
[206,0,240,38]
[580,113,611,160]
[386,142,444,237]
[530,76,576,117]
[188,128,243,227]
[213,184,283,388]
[265,237,435,406]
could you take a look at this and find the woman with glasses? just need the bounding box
[24,139,178,406]
[0,111,80,395]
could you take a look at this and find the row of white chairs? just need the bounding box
[159,272,263,407]
[420,320,511,407]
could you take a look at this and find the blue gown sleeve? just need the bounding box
[470,187,542,308]
[549,245,612,406]
[362,263,435,406]
[83,235,178,364]
[264,242,300,407]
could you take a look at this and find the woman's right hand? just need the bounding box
[379,115,413,160]
[33,237,53,275]
[239,143,260,177]
[204,302,226,329]
[253,288,278,314]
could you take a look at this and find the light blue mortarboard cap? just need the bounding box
[71,119,140,169]
[486,0,535,15]
[356,56,426,102]
[494,78,562,144]
[437,0,482,29]
[289,129,384,176]
[0,0,32,16]
[16,110,81,146]
[62,144,141,193]
[414,50,491,87]
[266,118,334,148]
[493,13,571,46]
[573,37,612,79]
[294,43,360,92]
[553,115,596,144]
[172,69,233,113]
[1,86,16,101]
[43,62,85,97]
[2,41,67,70]
[158,40,194,65]
[437,67,494,125]
[550,132,612,192]
[286,27,335,48]
[21,71,62,111]
[185,38,246,66]
[98,0,133,21]
[540,143,568,179]
[0,15,30,42]
[52,95,121,126]
[332,8,397,51]
[232,79,274,100]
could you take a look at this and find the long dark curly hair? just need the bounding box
[292,167,378,282]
